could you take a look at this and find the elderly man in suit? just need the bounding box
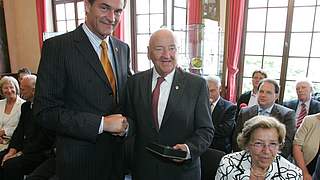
[232,78,296,159]
[0,75,55,180]
[124,29,214,180]
[283,79,320,128]
[206,76,236,153]
[33,0,131,179]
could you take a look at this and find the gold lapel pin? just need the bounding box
[115,47,118,52]
[175,86,179,90]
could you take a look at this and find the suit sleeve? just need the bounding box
[33,38,101,143]
[185,80,214,160]
[232,109,245,152]
[215,104,236,139]
[281,109,296,158]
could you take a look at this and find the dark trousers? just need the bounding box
[25,157,56,180]
[0,150,47,180]
[313,154,320,180]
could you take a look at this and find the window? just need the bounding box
[240,0,320,102]
[52,0,85,32]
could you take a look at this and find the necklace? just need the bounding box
[250,167,266,179]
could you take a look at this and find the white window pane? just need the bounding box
[137,53,152,71]
[56,4,66,21]
[150,14,164,32]
[294,0,316,6]
[243,55,263,77]
[175,31,187,54]
[66,20,76,31]
[174,8,186,25]
[57,21,66,32]
[286,58,308,79]
[150,0,163,13]
[263,56,282,79]
[311,33,320,57]
[292,7,315,32]
[289,33,312,57]
[137,15,150,33]
[264,33,285,56]
[283,81,296,101]
[268,0,288,7]
[314,7,320,31]
[245,33,265,55]
[248,0,267,8]
[247,8,267,31]
[78,19,85,25]
[242,78,253,94]
[137,34,150,53]
[136,0,149,14]
[175,0,186,8]
[77,2,85,19]
[308,58,320,82]
[65,3,75,20]
[266,8,287,32]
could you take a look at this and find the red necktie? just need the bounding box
[152,77,165,130]
[100,41,116,95]
[296,103,307,128]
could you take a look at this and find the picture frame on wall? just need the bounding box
[203,0,220,21]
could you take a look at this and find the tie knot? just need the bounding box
[301,103,306,107]
[157,77,165,85]
[101,41,108,50]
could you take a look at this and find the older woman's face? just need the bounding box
[2,82,17,99]
[248,128,280,170]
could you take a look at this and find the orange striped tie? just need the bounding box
[100,41,116,95]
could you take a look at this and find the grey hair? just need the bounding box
[206,75,221,88]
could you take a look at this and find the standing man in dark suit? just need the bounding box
[206,76,235,153]
[0,75,54,180]
[283,79,320,128]
[124,29,214,180]
[33,0,131,179]
[233,78,296,159]
[236,70,267,114]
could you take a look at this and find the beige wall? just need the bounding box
[3,0,40,73]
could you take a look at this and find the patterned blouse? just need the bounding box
[215,150,302,180]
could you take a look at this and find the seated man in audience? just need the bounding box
[232,78,296,159]
[17,67,32,84]
[206,76,236,153]
[0,75,55,180]
[283,79,320,128]
[236,69,267,114]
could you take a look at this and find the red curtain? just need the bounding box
[36,0,46,49]
[187,0,202,24]
[225,0,245,103]
[113,14,125,40]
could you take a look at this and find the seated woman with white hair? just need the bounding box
[215,116,302,179]
[0,76,25,145]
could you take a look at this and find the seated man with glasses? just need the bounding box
[216,116,302,179]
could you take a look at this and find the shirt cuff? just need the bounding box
[185,144,191,159]
[98,117,104,134]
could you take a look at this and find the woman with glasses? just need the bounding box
[215,116,302,179]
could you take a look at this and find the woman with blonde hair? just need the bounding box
[216,116,302,179]
[0,76,25,145]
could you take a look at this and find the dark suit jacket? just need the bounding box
[209,97,236,153]
[236,91,251,112]
[34,25,131,180]
[283,99,320,116]
[125,68,214,180]
[232,104,296,158]
[9,101,54,154]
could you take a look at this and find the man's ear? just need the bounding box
[84,0,90,14]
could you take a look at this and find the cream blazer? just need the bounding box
[0,96,25,137]
[293,113,320,165]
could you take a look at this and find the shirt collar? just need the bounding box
[82,23,110,48]
[152,68,175,84]
[299,99,311,107]
[258,104,274,114]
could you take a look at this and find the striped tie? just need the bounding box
[296,103,307,128]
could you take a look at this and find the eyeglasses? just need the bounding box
[250,142,280,151]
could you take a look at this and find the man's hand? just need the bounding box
[172,144,188,163]
[103,114,128,135]
[1,148,17,166]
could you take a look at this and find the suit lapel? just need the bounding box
[143,70,157,130]
[213,99,223,121]
[73,26,111,89]
[160,68,185,129]
[109,37,122,91]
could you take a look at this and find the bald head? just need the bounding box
[148,28,178,77]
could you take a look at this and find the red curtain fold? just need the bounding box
[36,0,46,49]
[225,0,245,103]
[113,14,124,40]
[187,0,202,24]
